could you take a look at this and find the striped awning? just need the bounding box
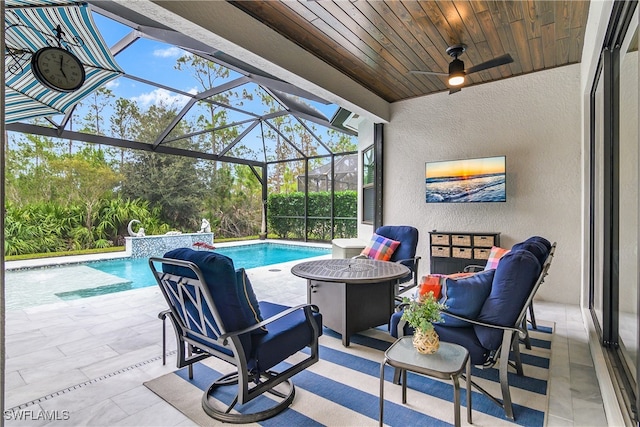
[4,1,124,123]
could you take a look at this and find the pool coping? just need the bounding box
[4,239,332,270]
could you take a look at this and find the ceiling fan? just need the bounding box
[409,44,514,94]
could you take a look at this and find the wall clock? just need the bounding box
[31,46,86,92]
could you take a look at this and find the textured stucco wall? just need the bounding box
[383,64,582,305]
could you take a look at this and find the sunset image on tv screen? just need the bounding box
[425,156,506,203]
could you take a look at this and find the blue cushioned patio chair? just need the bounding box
[391,242,555,421]
[149,248,322,423]
[374,225,421,299]
[460,235,553,347]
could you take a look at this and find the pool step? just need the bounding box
[5,265,134,310]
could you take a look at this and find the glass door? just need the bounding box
[617,12,638,396]
[589,1,639,422]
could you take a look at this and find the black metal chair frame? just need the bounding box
[395,255,421,299]
[394,243,555,421]
[149,257,321,423]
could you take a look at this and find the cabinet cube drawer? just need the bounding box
[473,235,496,247]
[451,235,471,246]
[431,246,450,257]
[452,247,472,259]
[474,248,491,260]
[431,234,450,245]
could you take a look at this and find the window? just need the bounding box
[362,145,374,224]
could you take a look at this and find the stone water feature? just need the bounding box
[125,232,215,258]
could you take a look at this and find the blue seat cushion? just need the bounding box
[251,301,323,372]
[511,239,549,266]
[474,250,541,350]
[525,236,551,251]
[434,324,490,365]
[376,225,419,283]
[375,225,418,264]
[162,248,258,336]
[437,269,494,327]
[235,268,266,333]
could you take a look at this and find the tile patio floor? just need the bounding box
[3,247,607,426]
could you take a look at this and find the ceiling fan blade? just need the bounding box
[465,54,513,74]
[408,70,448,76]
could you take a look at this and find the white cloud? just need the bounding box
[105,80,120,89]
[130,88,190,109]
[153,46,186,58]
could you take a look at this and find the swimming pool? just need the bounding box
[5,242,330,310]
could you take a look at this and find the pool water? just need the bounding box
[6,243,329,309]
[215,243,329,269]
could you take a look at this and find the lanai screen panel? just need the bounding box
[6,4,356,167]
[264,117,329,161]
[112,38,239,90]
[105,77,190,145]
[223,83,286,116]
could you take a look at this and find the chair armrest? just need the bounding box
[395,302,409,312]
[219,303,320,343]
[463,265,485,273]
[394,257,421,289]
[440,311,521,334]
[394,256,421,265]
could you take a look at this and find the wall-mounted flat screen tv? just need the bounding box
[425,156,506,203]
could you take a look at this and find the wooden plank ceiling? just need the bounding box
[229,1,590,102]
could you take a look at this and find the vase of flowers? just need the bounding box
[401,292,447,354]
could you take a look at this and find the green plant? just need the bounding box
[267,190,357,240]
[401,292,448,332]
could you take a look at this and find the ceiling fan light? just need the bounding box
[448,58,466,86]
[448,73,465,86]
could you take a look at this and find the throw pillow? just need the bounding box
[360,234,400,261]
[484,246,510,270]
[445,272,476,279]
[418,275,443,300]
[437,269,495,327]
[235,268,267,334]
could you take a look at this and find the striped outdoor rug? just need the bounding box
[144,322,553,426]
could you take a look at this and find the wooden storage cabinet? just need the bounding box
[429,231,500,274]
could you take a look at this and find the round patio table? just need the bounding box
[291,258,410,346]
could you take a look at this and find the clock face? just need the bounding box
[31,47,86,92]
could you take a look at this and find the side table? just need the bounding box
[379,337,472,427]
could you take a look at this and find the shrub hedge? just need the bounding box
[267,190,357,240]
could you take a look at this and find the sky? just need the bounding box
[6,7,349,162]
[82,12,340,125]
[425,156,506,180]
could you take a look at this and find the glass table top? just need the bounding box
[384,336,469,376]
